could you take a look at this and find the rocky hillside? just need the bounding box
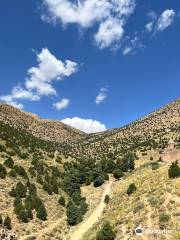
[0,103,86,144]
[65,99,180,162]
[0,99,179,240]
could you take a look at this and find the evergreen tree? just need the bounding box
[168,161,180,178]
[36,204,47,221]
[66,200,80,226]
[18,208,29,223]
[16,181,27,198]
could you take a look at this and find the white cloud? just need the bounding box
[61,117,107,133]
[25,48,78,96]
[0,48,78,109]
[146,9,176,33]
[0,95,24,109]
[94,18,124,49]
[12,86,40,101]
[145,22,153,32]
[95,87,108,104]
[42,0,136,49]
[157,9,175,32]
[53,98,70,110]
[122,36,143,55]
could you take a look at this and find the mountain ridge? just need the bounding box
[0,103,86,144]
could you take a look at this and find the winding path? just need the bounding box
[19,178,113,240]
[69,179,114,240]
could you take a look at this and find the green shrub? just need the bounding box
[159,213,170,223]
[168,162,180,178]
[94,176,105,187]
[4,157,14,168]
[71,189,82,205]
[14,165,27,178]
[96,221,116,240]
[36,203,47,221]
[8,169,17,178]
[43,182,53,195]
[66,200,81,226]
[104,195,110,204]
[151,162,159,170]
[113,169,124,179]
[0,164,7,179]
[58,196,66,207]
[4,216,11,230]
[16,181,27,198]
[127,183,137,196]
[18,208,29,223]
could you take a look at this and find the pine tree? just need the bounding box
[66,200,80,226]
[16,181,27,198]
[36,204,47,221]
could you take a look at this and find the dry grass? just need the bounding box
[82,163,180,240]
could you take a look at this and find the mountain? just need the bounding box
[0,99,179,240]
[64,99,180,163]
[0,103,86,144]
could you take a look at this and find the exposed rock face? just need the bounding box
[0,104,86,143]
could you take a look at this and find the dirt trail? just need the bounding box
[68,179,114,240]
[19,166,113,240]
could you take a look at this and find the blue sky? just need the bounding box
[0,0,180,133]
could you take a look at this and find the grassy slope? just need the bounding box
[83,162,180,240]
[0,121,70,239]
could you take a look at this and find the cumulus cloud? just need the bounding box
[53,98,70,110]
[95,87,108,104]
[94,18,124,49]
[157,9,175,32]
[61,117,107,133]
[0,48,78,109]
[25,48,78,96]
[42,0,136,49]
[146,9,176,33]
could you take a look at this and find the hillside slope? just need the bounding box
[82,162,180,240]
[65,99,180,162]
[0,99,179,240]
[0,103,86,144]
